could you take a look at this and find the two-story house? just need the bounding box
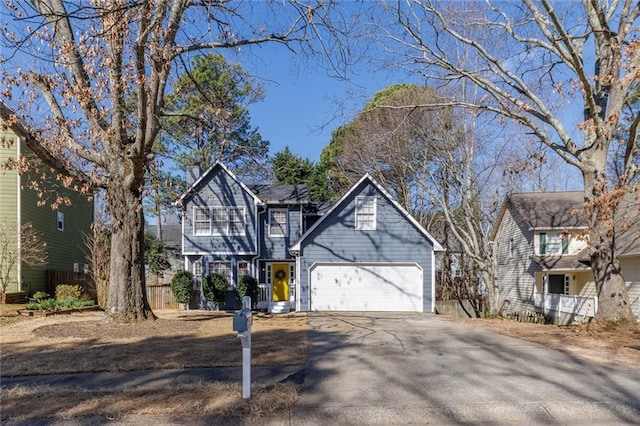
[491,192,640,323]
[176,161,442,313]
[0,102,94,300]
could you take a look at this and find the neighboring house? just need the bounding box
[0,102,94,298]
[175,161,442,313]
[144,224,183,286]
[491,191,640,323]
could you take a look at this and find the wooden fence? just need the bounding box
[46,270,96,300]
[435,299,482,318]
[146,284,179,310]
[46,270,179,310]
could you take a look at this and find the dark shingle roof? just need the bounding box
[508,192,586,229]
[507,191,640,258]
[249,184,309,204]
[530,255,592,271]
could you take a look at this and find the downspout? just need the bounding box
[250,203,266,286]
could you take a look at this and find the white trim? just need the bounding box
[309,261,423,269]
[192,205,246,236]
[16,136,22,291]
[296,259,301,311]
[176,161,263,207]
[268,208,288,237]
[308,262,424,312]
[291,174,443,252]
[431,252,436,313]
[355,196,377,230]
[182,251,257,256]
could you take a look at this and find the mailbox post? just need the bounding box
[233,296,252,398]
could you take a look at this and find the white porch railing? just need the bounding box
[534,292,597,317]
[257,281,296,310]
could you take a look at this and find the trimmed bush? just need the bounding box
[237,275,259,308]
[203,273,229,304]
[32,291,49,301]
[170,270,194,304]
[55,284,83,301]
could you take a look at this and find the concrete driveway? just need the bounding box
[290,313,640,425]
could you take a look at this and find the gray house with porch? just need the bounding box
[175,161,442,313]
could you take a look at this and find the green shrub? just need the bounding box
[170,270,194,304]
[25,298,95,311]
[55,284,83,301]
[32,291,49,301]
[203,273,229,304]
[237,275,259,308]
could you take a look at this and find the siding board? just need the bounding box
[297,181,435,312]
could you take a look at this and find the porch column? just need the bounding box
[543,272,548,313]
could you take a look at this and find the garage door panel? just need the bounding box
[310,263,423,312]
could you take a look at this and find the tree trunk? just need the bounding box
[105,180,154,322]
[590,222,635,322]
[582,161,635,322]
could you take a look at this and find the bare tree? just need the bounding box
[371,0,639,322]
[0,221,48,298]
[1,0,347,322]
[321,84,454,220]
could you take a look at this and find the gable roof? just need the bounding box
[491,191,586,241]
[509,191,587,229]
[290,173,443,252]
[492,190,640,257]
[249,184,310,204]
[175,161,262,207]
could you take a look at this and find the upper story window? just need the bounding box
[193,206,245,236]
[508,238,514,258]
[355,196,376,230]
[539,233,547,255]
[56,211,64,231]
[269,209,288,237]
[537,231,570,255]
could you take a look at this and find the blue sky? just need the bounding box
[238,44,405,163]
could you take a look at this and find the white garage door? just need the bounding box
[309,263,423,312]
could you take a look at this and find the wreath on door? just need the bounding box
[275,269,286,280]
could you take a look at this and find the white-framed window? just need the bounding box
[355,196,376,230]
[539,232,547,255]
[192,206,245,236]
[228,208,245,235]
[209,261,232,284]
[269,209,288,237]
[193,260,202,278]
[193,207,211,235]
[537,232,568,255]
[211,207,227,235]
[56,211,64,231]
[238,261,250,278]
[562,233,570,254]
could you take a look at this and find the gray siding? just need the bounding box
[182,167,258,255]
[260,207,302,260]
[297,181,435,312]
[494,206,536,313]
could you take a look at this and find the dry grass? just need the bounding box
[1,310,308,376]
[452,317,640,369]
[0,309,307,423]
[2,381,299,423]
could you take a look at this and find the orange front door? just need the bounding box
[272,263,289,302]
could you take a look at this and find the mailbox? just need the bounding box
[234,296,252,399]
[233,310,252,332]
